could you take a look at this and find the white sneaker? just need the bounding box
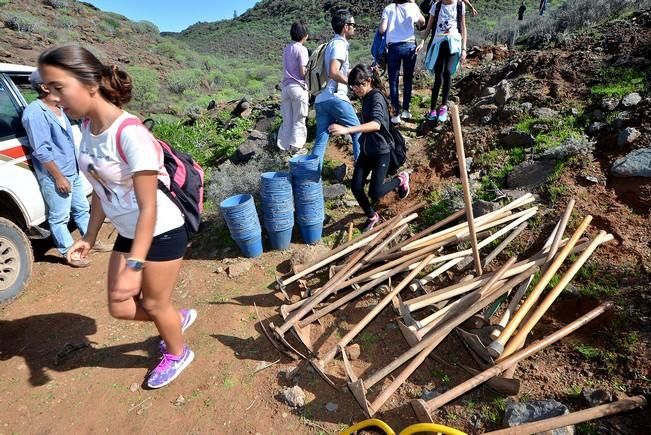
[401,110,412,120]
[390,115,402,124]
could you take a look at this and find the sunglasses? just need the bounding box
[346,22,356,28]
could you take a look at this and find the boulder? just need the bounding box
[503,400,574,435]
[538,136,594,160]
[323,183,347,200]
[617,127,641,147]
[507,160,556,189]
[495,80,512,106]
[521,102,533,112]
[502,130,535,147]
[611,148,651,177]
[231,140,262,164]
[534,107,559,119]
[248,129,267,142]
[621,92,642,108]
[279,385,306,408]
[601,98,620,112]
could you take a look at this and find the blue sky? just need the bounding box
[86,1,260,32]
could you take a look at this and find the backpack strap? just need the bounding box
[115,117,145,164]
[457,0,463,33]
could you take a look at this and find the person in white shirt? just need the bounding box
[422,0,468,123]
[379,0,425,124]
[38,45,196,390]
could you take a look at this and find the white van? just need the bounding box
[0,63,91,303]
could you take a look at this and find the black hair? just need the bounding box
[394,0,410,3]
[38,45,132,108]
[331,9,352,34]
[348,64,387,97]
[290,20,308,41]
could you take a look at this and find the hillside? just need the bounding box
[0,0,277,114]
[174,0,567,69]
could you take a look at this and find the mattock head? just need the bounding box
[257,313,300,360]
[410,399,434,423]
[348,378,373,418]
[340,345,357,383]
[269,321,310,361]
[397,319,422,347]
[308,357,340,390]
[291,322,314,352]
[275,274,290,301]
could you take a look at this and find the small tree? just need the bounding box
[233,10,237,19]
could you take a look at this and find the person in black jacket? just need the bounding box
[328,64,410,232]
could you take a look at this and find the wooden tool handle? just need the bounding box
[483,395,647,435]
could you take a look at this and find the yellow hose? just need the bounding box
[338,420,467,435]
[338,418,396,435]
[399,423,467,435]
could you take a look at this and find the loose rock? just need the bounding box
[323,183,347,200]
[227,261,252,278]
[501,130,535,147]
[279,385,306,408]
[173,394,186,407]
[473,199,500,217]
[611,148,651,177]
[617,127,641,147]
[621,92,642,108]
[507,160,556,189]
[504,399,573,434]
[346,343,362,361]
[587,122,607,136]
[601,98,620,112]
[495,80,512,106]
[582,388,613,407]
[325,402,339,412]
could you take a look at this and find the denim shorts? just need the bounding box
[113,225,188,261]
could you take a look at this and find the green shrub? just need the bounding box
[167,68,204,95]
[131,20,159,35]
[0,0,10,6]
[154,40,187,63]
[127,66,161,110]
[55,15,76,30]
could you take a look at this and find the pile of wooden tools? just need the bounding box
[257,104,643,429]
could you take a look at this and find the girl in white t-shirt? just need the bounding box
[38,45,196,389]
[380,1,426,124]
[422,0,469,123]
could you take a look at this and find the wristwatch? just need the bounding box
[126,258,145,271]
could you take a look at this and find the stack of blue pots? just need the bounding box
[289,155,324,244]
[260,172,294,250]
[220,194,263,257]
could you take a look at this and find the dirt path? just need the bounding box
[0,224,341,434]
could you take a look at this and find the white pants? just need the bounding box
[277,84,309,150]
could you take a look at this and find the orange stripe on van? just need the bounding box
[0,144,29,159]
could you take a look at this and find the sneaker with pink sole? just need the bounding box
[397,171,410,199]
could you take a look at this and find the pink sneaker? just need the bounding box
[397,171,410,199]
[437,105,449,122]
[362,212,380,233]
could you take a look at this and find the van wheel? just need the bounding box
[0,217,32,304]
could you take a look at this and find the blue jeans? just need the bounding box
[312,98,361,167]
[39,173,90,255]
[387,42,417,114]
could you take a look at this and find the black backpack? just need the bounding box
[386,123,407,175]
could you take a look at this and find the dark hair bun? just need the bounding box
[100,65,133,107]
